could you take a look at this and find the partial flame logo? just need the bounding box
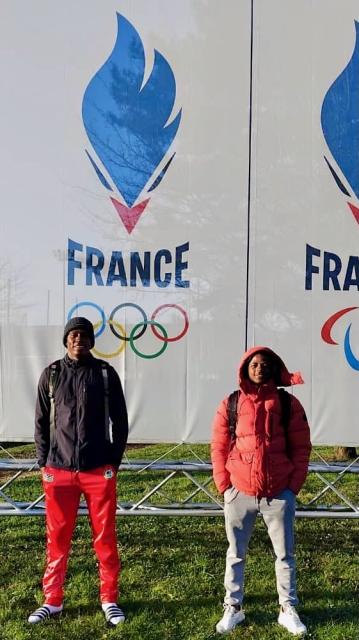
[321,21,359,225]
[82,14,182,233]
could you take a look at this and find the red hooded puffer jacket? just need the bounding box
[211,346,311,498]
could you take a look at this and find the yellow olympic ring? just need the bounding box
[91,319,127,359]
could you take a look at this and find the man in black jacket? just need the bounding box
[29,317,128,627]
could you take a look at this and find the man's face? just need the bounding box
[66,329,91,360]
[247,353,273,385]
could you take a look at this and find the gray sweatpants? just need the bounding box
[223,487,297,607]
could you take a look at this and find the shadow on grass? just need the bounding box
[63,595,219,616]
[245,595,358,633]
[301,601,358,626]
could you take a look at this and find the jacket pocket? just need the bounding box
[223,486,239,504]
[226,450,255,493]
[240,452,254,464]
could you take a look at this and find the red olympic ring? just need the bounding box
[150,304,189,342]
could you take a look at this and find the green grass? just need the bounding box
[0,444,358,640]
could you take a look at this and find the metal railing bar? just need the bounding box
[315,472,359,512]
[181,477,213,505]
[305,457,359,505]
[129,470,177,510]
[0,506,358,518]
[182,471,223,508]
[1,459,358,473]
[311,449,331,466]
[182,445,208,465]
[136,444,183,473]
[0,488,22,510]
[0,444,17,459]
[0,468,26,491]
[0,458,358,517]
[25,493,46,511]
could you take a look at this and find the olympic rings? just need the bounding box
[130,321,168,359]
[66,301,189,359]
[91,320,126,359]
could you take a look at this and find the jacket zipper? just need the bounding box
[264,411,272,494]
[74,368,80,470]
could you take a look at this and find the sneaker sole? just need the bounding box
[28,611,62,624]
[216,613,245,634]
[278,619,307,636]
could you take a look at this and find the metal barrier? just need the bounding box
[0,454,358,518]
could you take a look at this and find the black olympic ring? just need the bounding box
[109,303,147,341]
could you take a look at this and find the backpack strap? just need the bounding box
[48,360,61,446]
[226,388,292,443]
[101,361,111,442]
[227,390,240,440]
[278,388,292,432]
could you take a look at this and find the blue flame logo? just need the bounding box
[321,21,359,217]
[82,14,182,232]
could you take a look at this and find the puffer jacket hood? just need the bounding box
[238,345,304,392]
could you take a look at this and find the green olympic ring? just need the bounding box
[129,320,168,359]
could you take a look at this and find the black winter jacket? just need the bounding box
[35,354,128,470]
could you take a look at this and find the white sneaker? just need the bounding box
[216,603,245,634]
[278,605,307,635]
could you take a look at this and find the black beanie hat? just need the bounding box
[63,317,95,348]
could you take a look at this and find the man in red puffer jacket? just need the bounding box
[211,346,311,636]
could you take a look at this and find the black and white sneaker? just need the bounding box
[28,604,63,624]
[102,603,126,626]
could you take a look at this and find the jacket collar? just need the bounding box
[240,378,278,398]
[64,353,96,368]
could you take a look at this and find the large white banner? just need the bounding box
[249,1,359,445]
[0,0,250,442]
[1,1,358,445]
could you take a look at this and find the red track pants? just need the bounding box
[42,465,120,606]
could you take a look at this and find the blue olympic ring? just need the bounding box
[67,302,106,338]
